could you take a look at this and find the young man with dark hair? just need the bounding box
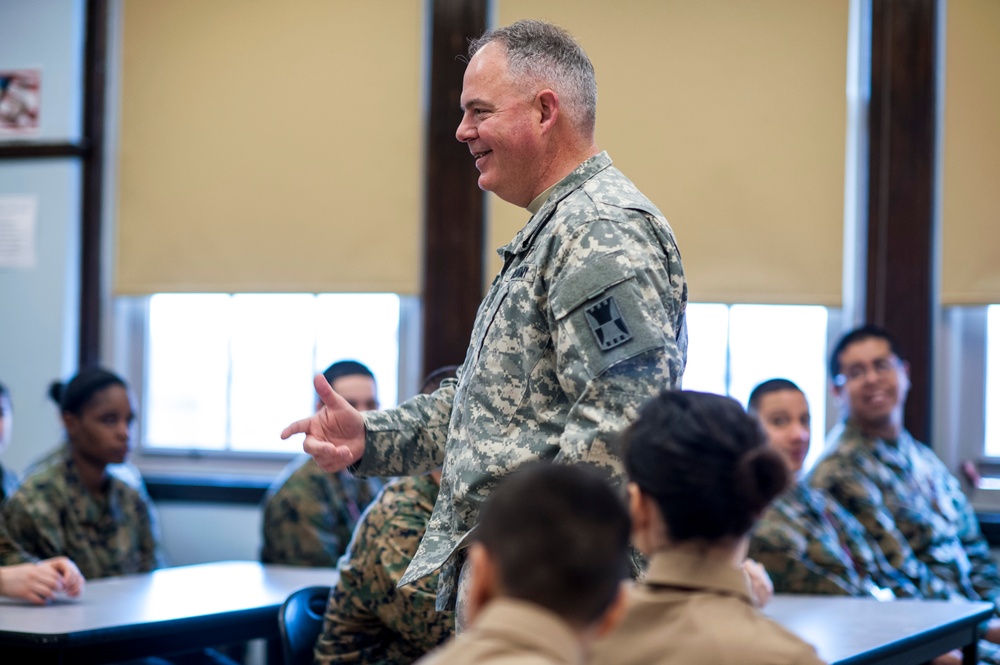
[418,462,630,665]
[262,360,382,567]
[810,325,1000,649]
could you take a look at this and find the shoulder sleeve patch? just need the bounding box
[584,295,633,350]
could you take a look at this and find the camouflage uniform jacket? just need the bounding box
[355,152,688,608]
[1,447,164,579]
[749,480,920,598]
[261,455,381,567]
[809,422,1000,611]
[315,475,455,664]
[0,512,31,566]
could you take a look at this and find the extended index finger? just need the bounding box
[280,415,313,440]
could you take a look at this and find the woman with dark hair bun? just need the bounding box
[1,367,164,579]
[590,389,825,665]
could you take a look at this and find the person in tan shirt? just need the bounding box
[417,462,631,665]
[589,389,826,665]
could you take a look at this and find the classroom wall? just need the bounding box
[0,0,85,478]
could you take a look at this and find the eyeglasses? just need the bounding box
[833,357,900,387]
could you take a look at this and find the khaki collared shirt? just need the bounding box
[589,550,825,665]
[418,598,584,665]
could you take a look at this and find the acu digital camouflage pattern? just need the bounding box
[2,447,164,579]
[809,422,1000,612]
[749,481,923,598]
[261,455,381,567]
[315,475,455,664]
[355,152,687,608]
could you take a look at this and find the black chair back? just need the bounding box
[278,585,332,665]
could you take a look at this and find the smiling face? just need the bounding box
[456,42,546,207]
[63,384,135,468]
[833,336,909,437]
[755,389,811,473]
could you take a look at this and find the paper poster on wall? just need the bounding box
[0,69,41,137]
[0,195,38,269]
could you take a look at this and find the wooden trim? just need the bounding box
[865,0,938,444]
[79,0,109,368]
[420,0,489,378]
[0,142,87,159]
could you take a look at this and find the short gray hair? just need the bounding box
[469,20,597,137]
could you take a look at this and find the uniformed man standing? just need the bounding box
[282,19,687,612]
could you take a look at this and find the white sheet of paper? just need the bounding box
[0,195,38,268]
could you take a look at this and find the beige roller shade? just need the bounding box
[490,0,848,305]
[115,0,423,294]
[941,0,1000,305]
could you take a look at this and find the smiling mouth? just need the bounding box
[473,150,492,160]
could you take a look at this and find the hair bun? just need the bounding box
[735,446,790,515]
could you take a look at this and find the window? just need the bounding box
[129,293,405,455]
[683,303,830,471]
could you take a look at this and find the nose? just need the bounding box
[794,424,810,444]
[456,112,475,143]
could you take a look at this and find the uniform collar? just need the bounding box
[498,152,613,261]
[643,549,754,605]
[470,597,584,664]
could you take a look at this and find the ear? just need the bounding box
[628,483,649,530]
[465,543,498,627]
[594,583,629,638]
[62,412,80,439]
[535,89,560,133]
[627,483,653,555]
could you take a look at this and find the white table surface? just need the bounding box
[765,594,994,665]
[0,560,336,662]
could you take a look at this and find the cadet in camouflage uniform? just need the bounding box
[747,379,926,598]
[283,20,686,610]
[2,368,164,580]
[809,326,1000,659]
[262,360,383,567]
[315,473,454,664]
[0,513,86,603]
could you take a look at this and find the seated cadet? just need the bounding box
[0,381,19,499]
[810,325,1000,661]
[749,377,995,665]
[747,378,922,598]
[315,366,459,664]
[418,462,631,665]
[0,513,85,604]
[261,360,383,567]
[2,367,165,579]
[589,390,824,665]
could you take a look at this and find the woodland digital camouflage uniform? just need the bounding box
[261,456,381,567]
[749,481,926,597]
[810,422,1000,612]
[315,474,454,664]
[2,448,163,579]
[355,152,687,609]
[0,512,30,566]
